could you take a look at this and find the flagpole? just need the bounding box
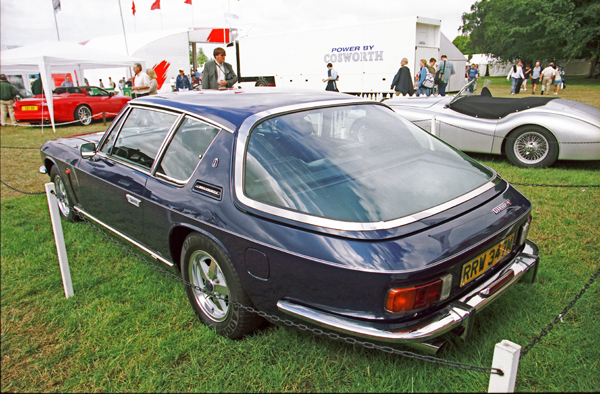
[118,0,130,55]
[53,2,60,40]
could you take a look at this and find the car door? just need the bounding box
[76,106,180,244]
[143,116,221,259]
[436,109,498,153]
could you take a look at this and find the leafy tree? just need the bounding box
[453,35,472,56]
[189,47,209,68]
[460,0,600,75]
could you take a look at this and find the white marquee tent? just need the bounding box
[0,41,144,132]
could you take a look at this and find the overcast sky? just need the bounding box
[1,0,476,50]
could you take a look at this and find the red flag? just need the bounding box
[184,0,192,4]
[132,1,136,15]
[151,0,160,10]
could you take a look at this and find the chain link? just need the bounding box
[511,182,600,188]
[0,179,46,195]
[520,265,600,358]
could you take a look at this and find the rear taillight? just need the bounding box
[386,275,452,313]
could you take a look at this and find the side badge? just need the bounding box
[492,200,512,214]
[193,180,223,201]
[212,158,219,168]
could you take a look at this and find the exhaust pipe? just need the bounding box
[405,338,448,355]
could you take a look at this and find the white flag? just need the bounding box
[53,0,61,13]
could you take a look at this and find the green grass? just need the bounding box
[2,79,600,392]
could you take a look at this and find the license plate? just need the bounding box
[460,234,515,287]
[22,106,38,111]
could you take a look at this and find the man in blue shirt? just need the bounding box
[61,75,74,87]
[436,55,456,96]
[467,64,479,92]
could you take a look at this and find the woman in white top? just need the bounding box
[507,60,525,94]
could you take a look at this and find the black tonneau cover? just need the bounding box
[449,96,556,119]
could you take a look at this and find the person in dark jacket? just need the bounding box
[0,74,20,126]
[31,77,43,95]
[390,58,415,96]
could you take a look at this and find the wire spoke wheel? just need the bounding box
[514,131,549,164]
[506,126,558,168]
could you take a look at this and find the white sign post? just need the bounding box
[45,182,74,298]
[488,340,521,393]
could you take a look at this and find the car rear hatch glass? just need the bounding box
[240,104,495,230]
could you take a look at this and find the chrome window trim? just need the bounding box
[128,101,234,134]
[234,100,498,232]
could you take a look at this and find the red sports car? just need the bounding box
[13,86,131,126]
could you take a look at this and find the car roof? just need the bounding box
[132,88,366,131]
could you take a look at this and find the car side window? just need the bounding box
[156,117,220,182]
[99,111,128,154]
[109,108,178,170]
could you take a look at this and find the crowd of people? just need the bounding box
[507,61,566,95]
[388,54,456,97]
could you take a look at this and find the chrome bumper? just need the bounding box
[278,240,539,353]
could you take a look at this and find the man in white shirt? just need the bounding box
[131,63,151,98]
[540,63,556,95]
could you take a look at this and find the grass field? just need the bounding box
[1,77,599,392]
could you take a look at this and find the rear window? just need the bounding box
[243,104,494,223]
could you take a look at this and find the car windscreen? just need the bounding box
[243,104,495,223]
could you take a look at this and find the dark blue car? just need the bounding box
[40,89,539,354]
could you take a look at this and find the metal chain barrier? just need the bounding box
[0,179,46,195]
[511,182,600,188]
[0,146,39,150]
[520,265,600,358]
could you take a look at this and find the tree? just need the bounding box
[452,35,473,60]
[189,47,209,68]
[460,0,600,75]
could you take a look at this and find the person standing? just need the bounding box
[416,59,433,97]
[131,63,151,98]
[147,69,158,95]
[107,77,116,90]
[540,62,556,95]
[31,76,43,95]
[429,58,438,94]
[436,55,455,96]
[61,75,74,87]
[202,47,238,90]
[322,63,339,92]
[552,65,562,95]
[507,61,524,94]
[98,79,105,88]
[390,57,414,96]
[522,64,531,92]
[118,78,125,90]
[531,61,542,94]
[0,74,20,126]
[467,64,479,93]
[175,69,191,91]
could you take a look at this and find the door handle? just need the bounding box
[126,194,141,207]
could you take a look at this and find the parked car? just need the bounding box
[14,86,131,126]
[386,79,600,168]
[40,89,539,354]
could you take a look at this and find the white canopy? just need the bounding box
[0,41,144,132]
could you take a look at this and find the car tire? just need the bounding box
[255,79,268,87]
[506,126,559,168]
[74,105,93,126]
[350,117,368,142]
[50,166,78,222]
[181,233,262,339]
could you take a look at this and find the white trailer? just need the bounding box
[231,17,466,98]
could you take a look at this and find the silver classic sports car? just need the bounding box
[385,80,600,168]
